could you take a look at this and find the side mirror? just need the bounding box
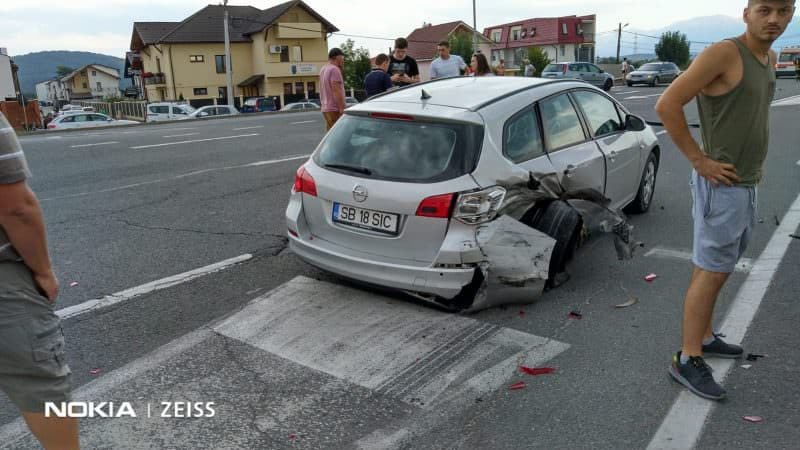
[625,114,647,132]
[599,69,605,73]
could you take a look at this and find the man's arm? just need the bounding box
[430,62,439,80]
[0,181,58,300]
[330,78,346,111]
[655,42,740,186]
[409,59,421,84]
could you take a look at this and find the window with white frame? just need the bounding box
[560,45,566,56]
[491,30,502,42]
[511,26,521,41]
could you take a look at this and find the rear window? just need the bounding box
[639,63,662,71]
[778,53,797,62]
[543,64,565,72]
[314,115,483,183]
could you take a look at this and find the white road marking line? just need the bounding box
[153,127,196,132]
[290,120,317,124]
[39,154,310,202]
[55,254,252,320]
[68,141,119,148]
[656,130,668,136]
[644,246,752,272]
[215,276,569,409]
[624,93,663,100]
[232,125,264,130]
[647,191,800,450]
[771,94,800,106]
[616,90,640,94]
[162,132,199,138]
[131,133,260,149]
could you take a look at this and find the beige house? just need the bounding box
[129,0,338,107]
[60,64,121,100]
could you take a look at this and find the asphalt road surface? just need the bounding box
[1,79,799,449]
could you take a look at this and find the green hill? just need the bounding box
[11,50,132,97]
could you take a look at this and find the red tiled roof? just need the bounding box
[483,15,595,49]
[405,21,490,61]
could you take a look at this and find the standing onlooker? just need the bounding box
[621,57,631,79]
[319,48,346,131]
[388,38,420,87]
[795,55,800,82]
[364,53,393,98]
[430,40,466,79]
[655,0,794,401]
[495,58,506,76]
[524,59,535,77]
[0,112,79,449]
[470,53,495,77]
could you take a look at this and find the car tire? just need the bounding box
[627,152,659,214]
[523,201,582,286]
[650,77,659,87]
[603,78,613,91]
[627,82,634,87]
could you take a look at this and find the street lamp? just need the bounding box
[223,0,235,107]
[616,22,629,64]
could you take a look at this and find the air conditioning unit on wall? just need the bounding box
[269,45,282,54]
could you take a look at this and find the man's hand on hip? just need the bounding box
[34,270,59,302]
[694,156,740,187]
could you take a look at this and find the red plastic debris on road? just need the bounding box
[568,311,583,319]
[644,273,658,282]
[742,416,763,423]
[520,366,556,376]
[88,368,102,375]
[509,381,527,390]
[518,310,525,317]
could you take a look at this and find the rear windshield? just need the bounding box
[778,53,797,62]
[314,114,483,183]
[543,64,565,72]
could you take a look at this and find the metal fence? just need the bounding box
[78,100,147,122]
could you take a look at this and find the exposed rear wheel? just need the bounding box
[523,201,582,286]
[627,152,658,214]
[603,78,613,91]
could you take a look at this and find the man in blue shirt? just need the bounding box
[430,40,466,79]
[364,53,393,98]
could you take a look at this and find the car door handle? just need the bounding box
[564,164,576,178]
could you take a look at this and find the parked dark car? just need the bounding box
[241,97,277,113]
[626,62,681,87]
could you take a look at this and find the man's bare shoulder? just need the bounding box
[695,40,739,65]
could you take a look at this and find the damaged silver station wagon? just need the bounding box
[285,77,659,312]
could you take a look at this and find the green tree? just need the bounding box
[527,46,552,77]
[655,31,691,68]
[448,33,474,64]
[340,39,371,90]
[55,65,75,77]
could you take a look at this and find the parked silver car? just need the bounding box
[626,62,681,87]
[541,62,615,91]
[285,77,659,311]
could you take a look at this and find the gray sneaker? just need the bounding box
[703,333,744,359]
[669,352,727,401]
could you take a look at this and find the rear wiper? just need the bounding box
[324,163,373,175]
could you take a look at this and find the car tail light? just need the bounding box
[47,123,56,129]
[453,186,506,224]
[293,165,317,197]
[416,193,455,218]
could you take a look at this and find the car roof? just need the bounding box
[362,77,569,112]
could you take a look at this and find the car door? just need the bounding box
[503,105,556,175]
[89,114,111,128]
[571,90,641,209]
[585,64,604,86]
[539,92,606,194]
[57,115,77,129]
[72,114,91,128]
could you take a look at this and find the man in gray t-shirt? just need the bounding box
[430,40,466,79]
[0,112,78,448]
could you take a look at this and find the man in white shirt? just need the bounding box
[429,40,466,79]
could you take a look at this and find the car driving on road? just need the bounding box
[541,62,615,91]
[626,62,681,87]
[186,105,239,119]
[47,112,139,130]
[285,77,660,311]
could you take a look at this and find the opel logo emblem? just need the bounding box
[352,185,368,203]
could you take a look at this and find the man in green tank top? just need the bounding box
[655,0,795,401]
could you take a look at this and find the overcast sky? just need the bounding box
[0,0,794,57]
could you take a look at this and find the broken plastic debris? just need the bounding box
[509,381,527,390]
[615,297,639,308]
[88,368,102,375]
[774,215,781,226]
[742,416,763,423]
[69,281,78,287]
[518,310,526,317]
[644,273,658,282]
[520,366,556,376]
[288,434,297,441]
[746,353,765,361]
[568,311,583,319]
[741,364,752,369]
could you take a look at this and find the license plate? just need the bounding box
[332,203,399,235]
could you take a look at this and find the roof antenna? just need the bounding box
[420,89,431,100]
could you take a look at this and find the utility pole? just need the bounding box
[472,0,478,55]
[223,0,235,107]
[615,22,629,63]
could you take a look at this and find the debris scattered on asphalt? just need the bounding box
[746,353,766,361]
[88,368,102,375]
[69,281,78,287]
[615,297,639,308]
[518,310,526,317]
[520,366,556,376]
[790,234,800,240]
[742,416,763,423]
[509,381,527,390]
[288,434,297,441]
[568,311,583,320]
[660,206,665,210]
[741,364,752,369]
[475,397,483,403]
[644,273,658,282]
[757,217,764,224]
[774,215,780,226]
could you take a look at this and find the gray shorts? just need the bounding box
[690,170,757,273]
[0,262,72,412]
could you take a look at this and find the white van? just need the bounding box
[146,102,196,122]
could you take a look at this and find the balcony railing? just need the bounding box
[144,75,166,85]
